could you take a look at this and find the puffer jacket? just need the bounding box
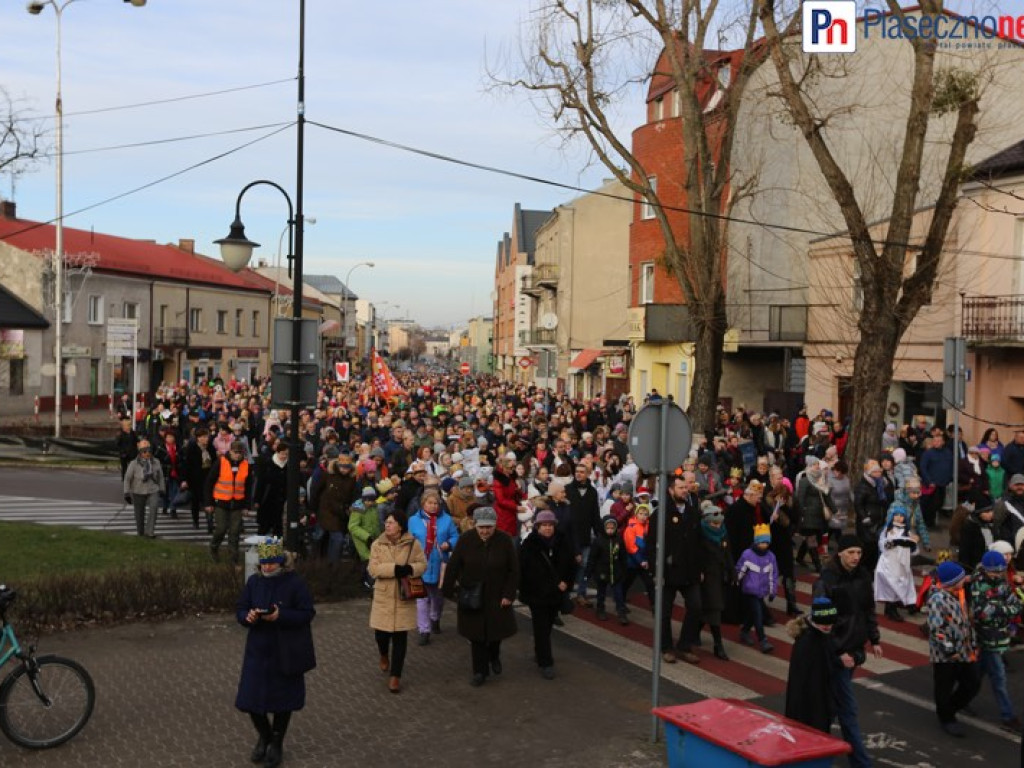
[623,515,649,568]
[969,566,1023,652]
[408,509,460,585]
[348,500,381,562]
[927,585,977,663]
[735,547,778,599]
[368,534,427,633]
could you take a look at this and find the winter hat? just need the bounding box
[981,551,1008,572]
[837,534,862,553]
[361,485,378,499]
[440,477,457,495]
[892,448,907,464]
[620,481,634,496]
[1010,474,1024,487]
[473,507,498,527]
[324,444,341,459]
[989,540,1014,557]
[604,517,619,532]
[991,453,1002,464]
[904,477,922,490]
[534,510,557,525]
[700,500,723,523]
[810,597,838,627]
[635,502,653,518]
[698,452,715,467]
[457,475,475,489]
[936,561,967,589]
[257,536,286,565]
[753,523,771,545]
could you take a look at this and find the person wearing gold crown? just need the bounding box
[235,537,316,768]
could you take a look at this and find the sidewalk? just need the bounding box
[0,599,671,768]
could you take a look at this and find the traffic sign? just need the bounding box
[518,357,534,369]
[628,399,692,474]
[106,318,138,361]
[460,362,470,375]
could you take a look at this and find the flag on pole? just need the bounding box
[371,348,406,400]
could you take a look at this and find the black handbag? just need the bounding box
[559,592,575,616]
[458,583,483,611]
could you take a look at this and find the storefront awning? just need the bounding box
[319,319,341,335]
[569,348,603,373]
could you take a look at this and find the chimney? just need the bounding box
[1,200,16,220]
[178,238,195,253]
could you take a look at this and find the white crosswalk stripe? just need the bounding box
[0,494,213,544]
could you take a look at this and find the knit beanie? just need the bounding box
[989,540,1014,557]
[836,534,861,553]
[810,597,838,626]
[936,561,966,588]
[981,551,1008,572]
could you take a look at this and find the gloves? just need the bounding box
[124,494,132,504]
[394,564,413,578]
[767,594,775,603]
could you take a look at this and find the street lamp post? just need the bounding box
[28,0,147,438]
[216,0,308,553]
[343,261,374,360]
[274,216,315,317]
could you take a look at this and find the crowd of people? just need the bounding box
[112,373,1024,767]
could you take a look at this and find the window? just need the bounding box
[87,295,104,324]
[252,310,260,337]
[217,310,228,334]
[672,90,682,117]
[123,302,139,320]
[641,176,657,220]
[9,359,24,396]
[653,96,663,121]
[189,308,202,333]
[640,262,655,304]
[235,309,243,336]
[159,304,168,329]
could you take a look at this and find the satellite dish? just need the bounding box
[540,313,559,330]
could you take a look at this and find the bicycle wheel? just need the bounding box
[0,655,95,749]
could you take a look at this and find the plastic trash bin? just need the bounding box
[243,535,264,581]
[653,699,852,768]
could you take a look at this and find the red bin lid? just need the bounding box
[653,699,852,765]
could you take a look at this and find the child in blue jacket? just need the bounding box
[735,524,778,653]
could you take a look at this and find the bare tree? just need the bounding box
[494,0,763,433]
[0,87,47,199]
[759,0,980,470]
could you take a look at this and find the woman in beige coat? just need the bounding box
[368,510,427,693]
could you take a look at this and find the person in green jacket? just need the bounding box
[349,486,382,589]
[987,454,1007,503]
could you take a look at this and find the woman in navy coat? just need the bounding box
[236,537,316,768]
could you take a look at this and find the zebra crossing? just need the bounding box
[538,569,935,701]
[0,494,212,544]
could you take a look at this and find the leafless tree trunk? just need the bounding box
[760,0,979,471]
[493,0,762,434]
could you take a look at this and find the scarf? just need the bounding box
[424,510,438,556]
[865,473,885,501]
[701,519,727,543]
[272,452,288,469]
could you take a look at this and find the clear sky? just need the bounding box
[0,0,641,328]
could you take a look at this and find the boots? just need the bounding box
[250,734,270,763]
[264,735,283,768]
[885,603,904,622]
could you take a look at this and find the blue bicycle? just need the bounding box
[0,586,95,748]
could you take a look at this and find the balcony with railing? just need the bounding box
[522,264,560,297]
[963,296,1024,345]
[155,326,187,346]
[519,328,556,347]
[768,305,808,342]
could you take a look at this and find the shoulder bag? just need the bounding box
[398,541,427,601]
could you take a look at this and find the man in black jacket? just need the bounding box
[812,535,882,768]
[115,417,139,480]
[566,462,602,607]
[650,473,704,665]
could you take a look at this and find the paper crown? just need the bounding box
[753,523,771,543]
[257,537,286,564]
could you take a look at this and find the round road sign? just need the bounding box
[518,357,533,369]
[460,362,471,375]
[627,399,692,474]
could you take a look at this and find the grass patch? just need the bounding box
[1,522,363,635]
[1,521,208,578]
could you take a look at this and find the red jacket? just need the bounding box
[491,469,523,538]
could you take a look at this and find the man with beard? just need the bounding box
[567,462,602,607]
[649,473,704,664]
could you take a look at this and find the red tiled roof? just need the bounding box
[0,217,267,294]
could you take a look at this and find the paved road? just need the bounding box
[0,466,1021,766]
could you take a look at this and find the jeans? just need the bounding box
[131,492,159,537]
[831,666,872,768]
[741,594,766,641]
[595,580,626,615]
[574,546,591,598]
[416,583,446,634]
[528,603,559,668]
[979,650,1014,721]
[327,531,350,563]
[375,630,408,677]
[660,582,702,653]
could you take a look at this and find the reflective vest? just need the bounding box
[212,457,249,503]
